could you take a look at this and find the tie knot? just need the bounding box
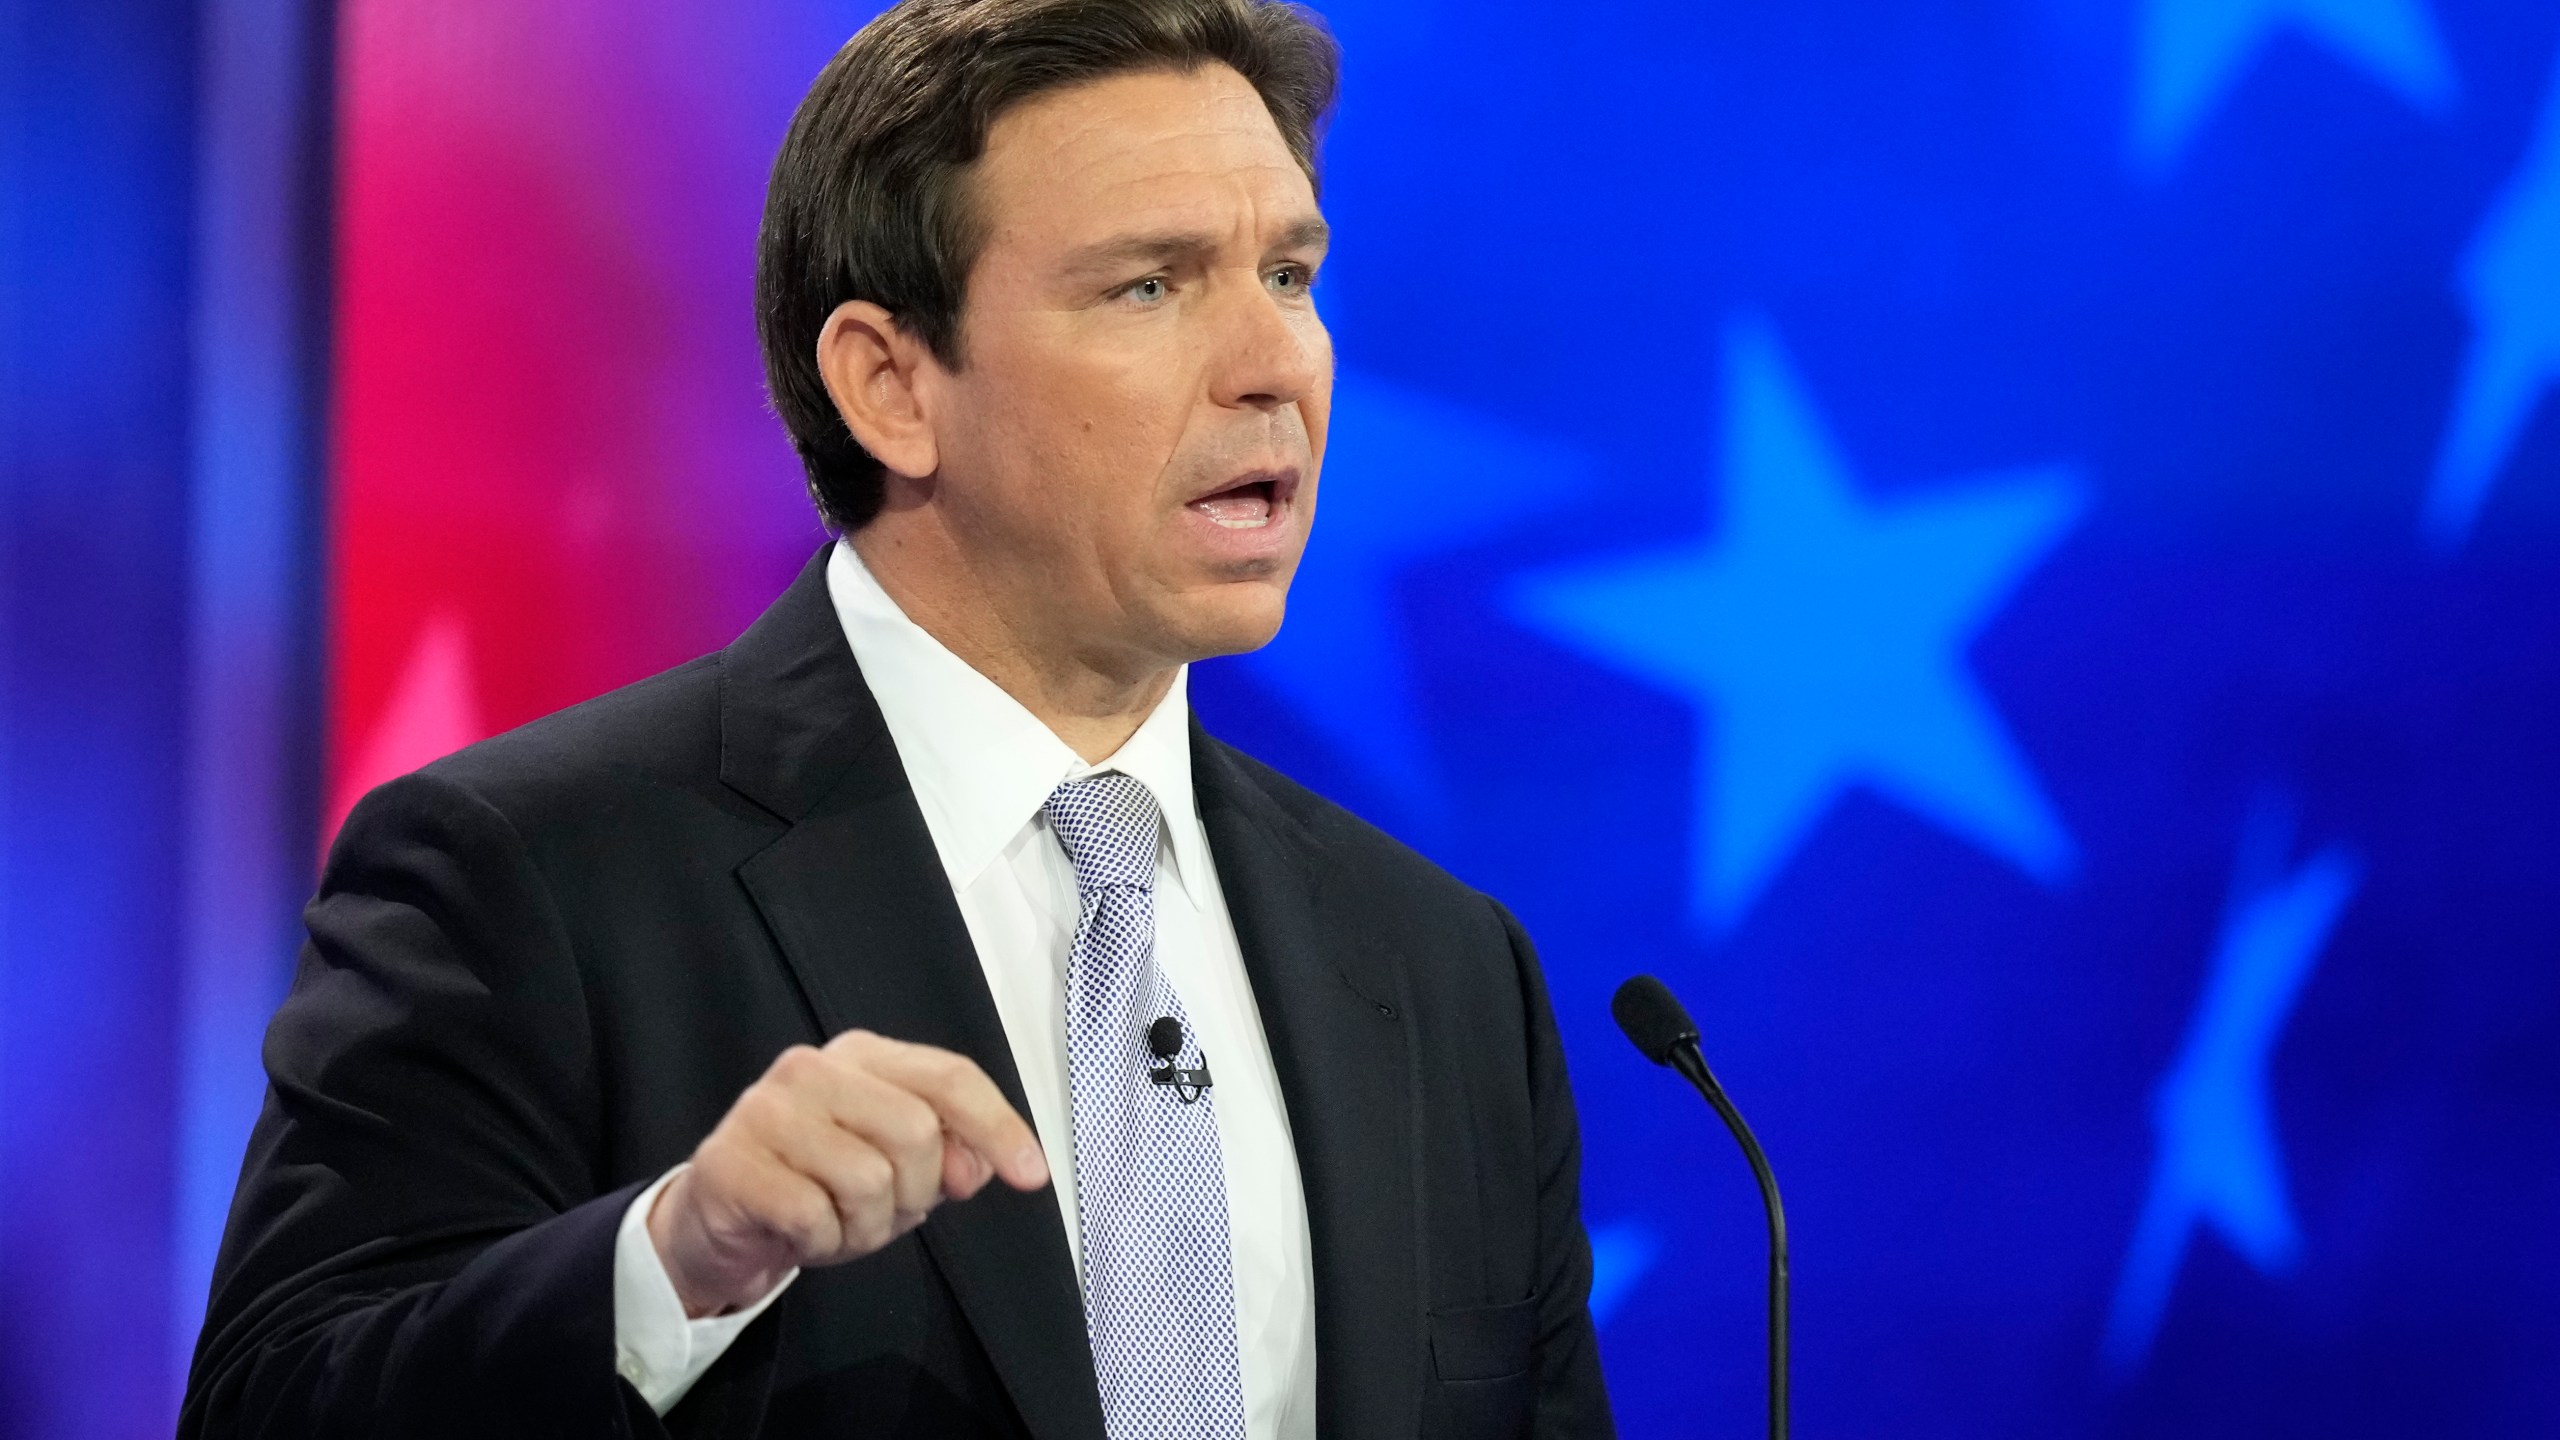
[1044,773,1162,893]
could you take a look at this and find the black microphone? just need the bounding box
[1145,1015,1212,1102]
[1613,974,1788,1440]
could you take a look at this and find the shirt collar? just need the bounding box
[824,539,1212,910]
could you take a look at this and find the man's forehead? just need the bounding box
[976,66,1316,237]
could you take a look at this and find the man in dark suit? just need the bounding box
[182,1,1613,1435]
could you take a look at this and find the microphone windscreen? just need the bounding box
[1612,974,1700,1066]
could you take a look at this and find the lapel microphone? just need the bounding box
[1146,1015,1213,1103]
[1613,974,1788,1440]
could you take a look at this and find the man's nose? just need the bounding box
[1207,274,1324,413]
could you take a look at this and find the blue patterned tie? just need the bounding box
[1044,774,1249,1440]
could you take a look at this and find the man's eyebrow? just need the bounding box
[1060,231,1220,277]
[1272,216,1330,256]
[1058,217,1332,277]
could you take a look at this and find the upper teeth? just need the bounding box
[1194,489,1274,528]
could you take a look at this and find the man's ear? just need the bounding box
[815,300,941,480]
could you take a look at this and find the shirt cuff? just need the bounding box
[612,1164,799,1414]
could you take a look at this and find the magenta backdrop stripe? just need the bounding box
[324,0,885,823]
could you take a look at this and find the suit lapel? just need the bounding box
[1194,729,1426,1438]
[721,549,1106,1440]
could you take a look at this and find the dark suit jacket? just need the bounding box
[181,547,1613,1439]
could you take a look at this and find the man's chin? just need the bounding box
[1158,581,1292,662]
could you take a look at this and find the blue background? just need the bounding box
[8,0,2560,1433]
[1204,0,2560,1430]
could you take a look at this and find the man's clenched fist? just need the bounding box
[647,1029,1050,1317]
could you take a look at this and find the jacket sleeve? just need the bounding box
[1493,900,1618,1439]
[178,769,773,1439]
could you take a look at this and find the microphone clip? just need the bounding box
[1148,1059,1214,1103]
[1145,1015,1214,1103]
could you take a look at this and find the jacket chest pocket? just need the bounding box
[1424,1297,1539,1439]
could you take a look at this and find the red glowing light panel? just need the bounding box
[326,0,866,837]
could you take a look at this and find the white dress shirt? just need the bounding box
[612,540,1317,1435]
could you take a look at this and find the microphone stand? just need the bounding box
[1665,1037,1788,1440]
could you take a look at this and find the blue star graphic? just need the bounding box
[1248,372,1585,825]
[1509,320,2082,933]
[2102,808,2361,1375]
[2130,0,2455,172]
[2425,53,2560,548]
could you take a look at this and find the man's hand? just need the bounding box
[647,1030,1049,1318]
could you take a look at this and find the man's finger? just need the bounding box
[716,1129,854,1265]
[941,1139,995,1201]
[842,1034,1048,1190]
[752,1104,898,1260]
[821,1063,950,1220]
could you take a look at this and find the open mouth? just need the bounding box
[1186,474,1289,530]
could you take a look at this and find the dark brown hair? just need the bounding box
[756,0,1340,532]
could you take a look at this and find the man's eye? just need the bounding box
[1126,277,1168,303]
[1268,266,1310,294]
